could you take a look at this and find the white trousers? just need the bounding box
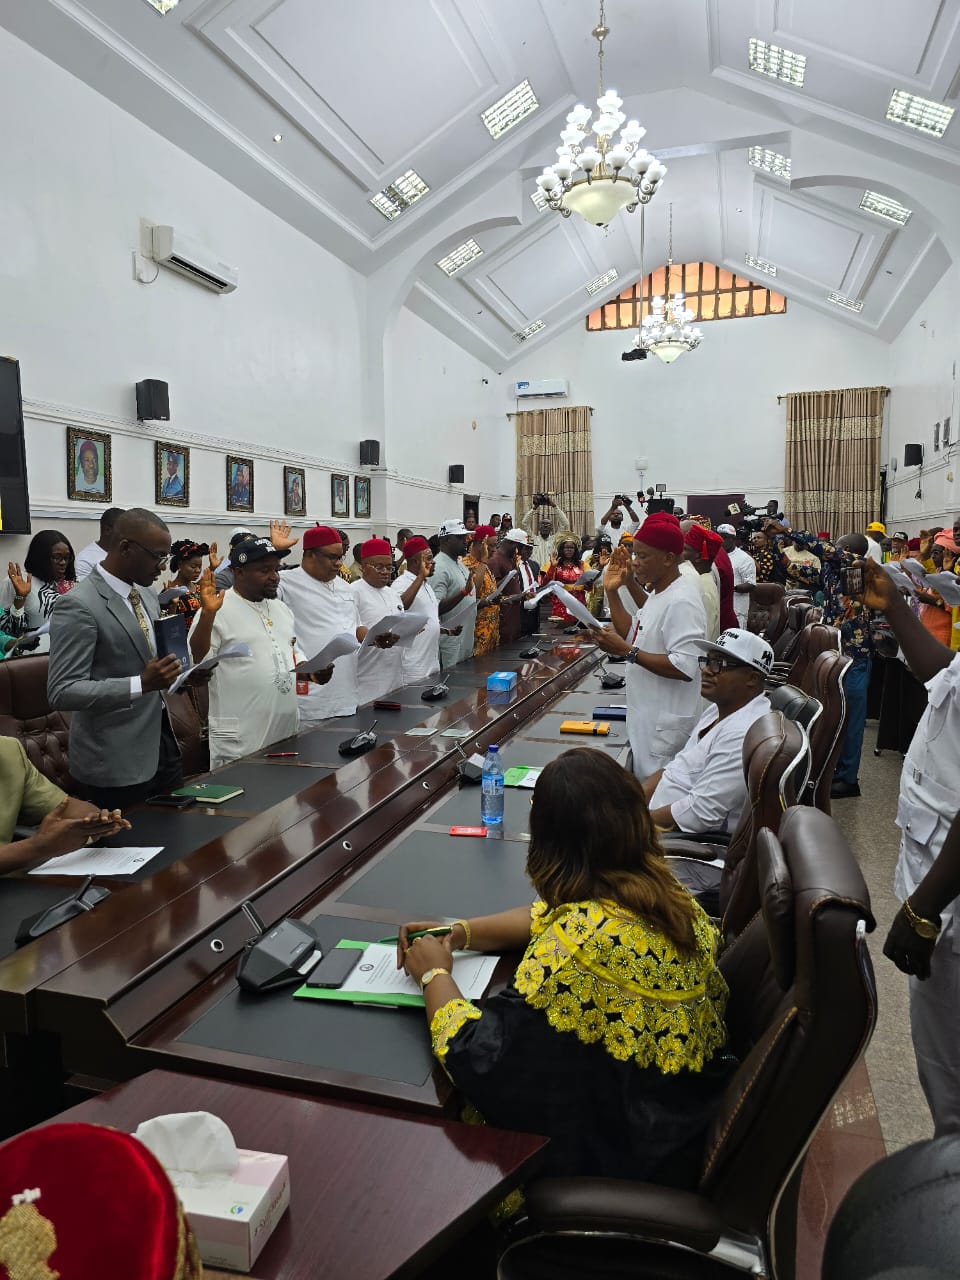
[910,917,960,1137]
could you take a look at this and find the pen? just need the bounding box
[377,926,454,945]
[266,752,298,758]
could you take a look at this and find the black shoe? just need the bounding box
[830,779,862,799]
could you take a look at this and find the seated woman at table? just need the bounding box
[398,748,735,1184]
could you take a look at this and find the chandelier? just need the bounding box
[626,205,703,365]
[535,0,667,227]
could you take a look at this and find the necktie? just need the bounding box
[128,587,155,654]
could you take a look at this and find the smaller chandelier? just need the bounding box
[637,294,703,364]
[535,1,667,227]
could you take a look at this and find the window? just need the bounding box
[586,262,786,331]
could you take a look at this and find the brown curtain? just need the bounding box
[784,386,887,538]
[514,406,594,536]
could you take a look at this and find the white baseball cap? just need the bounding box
[694,628,774,676]
[438,519,469,537]
[717,523,737,536]
[503,528,531,546]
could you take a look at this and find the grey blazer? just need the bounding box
[47,569,174,787]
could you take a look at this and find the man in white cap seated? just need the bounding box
[717,524,756,629]
[644,628,774,836]
[432,520,480,667]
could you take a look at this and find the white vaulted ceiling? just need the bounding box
[6,0,960,365]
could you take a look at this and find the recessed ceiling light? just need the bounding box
[273,133,283,143]
[860,189,912,225]
[436,238,484,276]
[886,89,954,138]
[530,189,549,213]
[481,81,539,140]
[369,169,430,220]
[748,38,806,87]
[745,254,777,276]
[747,146,792,179]
[143,0,179,11]
[827,292,864,313]
[586,268,619,296]
[513,319,546,342]
[735,207,744,213]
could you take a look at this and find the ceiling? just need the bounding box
[6,0,960,365]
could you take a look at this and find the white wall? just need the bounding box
[884,265,960,535]
[505,301,892,524]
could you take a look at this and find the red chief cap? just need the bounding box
[360,537,391,558]
[0,1123,203,1279]
[403,536,430,558]
[684,524,723,563]
[470,524,496,541]
[303,524,342,551]
[636,513,684,555]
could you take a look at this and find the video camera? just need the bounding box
[532,492,551,507]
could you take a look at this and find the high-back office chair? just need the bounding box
[786,623,841,690]
[765,683,822,794]
[771,599,815,663]
[498,807,877,1280]
[0,655,72,789]
[664,712,807,931]
[746,583,787,645]
[801,649,852,813]
[162,687,210,779]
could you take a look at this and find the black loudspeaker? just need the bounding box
[136,379,169,422]
[904,443,924,467]
[448,464,465,484]
[359,439,380,466]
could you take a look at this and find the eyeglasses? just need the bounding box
[125,538,169,566]
[698,654,749,674]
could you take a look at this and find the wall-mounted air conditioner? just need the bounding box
[150,225,239,294]
[513,379,569,399]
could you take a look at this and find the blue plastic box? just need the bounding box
[486,670,518,692]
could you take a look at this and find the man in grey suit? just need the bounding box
[48,508,195,809]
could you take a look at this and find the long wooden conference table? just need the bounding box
[0,635,621,1124]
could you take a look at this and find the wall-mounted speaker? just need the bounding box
[904,443,924,467]
[359,439,380,466]
[448,464,465,484]
[136,379,169,422]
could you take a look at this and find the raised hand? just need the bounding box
[269,519,300,552]
[861,558,899,614]
[197,568,225,615]
[603,544,631,591]
[208,541,223,571]
[7,562,31,600]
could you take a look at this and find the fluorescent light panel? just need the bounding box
[143,0,179,11]
[513,320,546,342]
[370,169,430,220]
[860,189,912,225]
[827,292,864,313]
[436,239,484,276]
[481,81,539,139]
[748,38,806,87]
[745,254,777,277]
[747,146,792,179]
[886,89,954,138]
[586,268,619,296]
[530,189,549,212]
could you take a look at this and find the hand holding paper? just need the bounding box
[549,583,603,629]
[296,631,359,673]
[359,613,426,651]
[168,643,252,694]
[157,586,191,606]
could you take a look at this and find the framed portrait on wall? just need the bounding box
[354,474,371,520]
[284,466,306,517]
[331,473,350,519]
[155,441,190,507]
[67,426,112,503]
[226,455,254,512]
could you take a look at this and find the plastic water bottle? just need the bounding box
[481,744,505,826]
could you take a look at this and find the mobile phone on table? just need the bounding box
[146,793,196,809]
[304,947,361,989]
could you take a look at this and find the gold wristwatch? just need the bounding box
[903,898,941,941]
[420,967,451,989]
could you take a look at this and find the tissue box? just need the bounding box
[179,1150,289,1272]
[486,670,517,692]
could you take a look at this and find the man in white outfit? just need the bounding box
[596,513,706,779]
[74,508,123,580]
[351,538,406,705]
[718,524,756,629]
[394,536,442,683]
[598,495,641,545]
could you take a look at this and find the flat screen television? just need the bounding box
[0,357,30,535]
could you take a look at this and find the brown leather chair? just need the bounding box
[800,649,853,814]
[664,712,808,934]
[786,622,840,690]
[0,655,73,790]
[163,686,209,779]
[770,600,817,672]
[746,583,787,644]
[497,807,877,1280]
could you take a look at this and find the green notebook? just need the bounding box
[503,766,542,788]
[293,940,426,1008]
[173,783,245,805]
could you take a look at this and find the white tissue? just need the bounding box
[134,1111,239,1188]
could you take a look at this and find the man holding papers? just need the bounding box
[350,538,407,704]
[394,536,442,682]
[278,525,365,720]
[433,520,479,668]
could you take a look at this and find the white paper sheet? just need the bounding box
[925,571,960,607]
[336,943,497,1001]
[29,847,165,876]
[901,558,929,583]
[296,631,359,673]
[441,591,478,629]
[358,613,425,651]
[485,569,518,602]
[157,586,191,606]
[168,643,252,695]
[883,563,917,597]
[571,569,600,588]
[549,583,604,630]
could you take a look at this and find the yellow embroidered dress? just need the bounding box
[431,899,734,1182]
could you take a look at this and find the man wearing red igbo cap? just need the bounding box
[597,513,706,780]
[395,536,443,681]
[351,536,408,703]
[680,523,722,642]
[278,524,366,720]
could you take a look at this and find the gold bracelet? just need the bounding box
[903,898,941,941]
[453,918,472,950]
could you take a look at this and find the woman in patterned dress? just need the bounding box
[463,525,500,657]
[539,533,587,624]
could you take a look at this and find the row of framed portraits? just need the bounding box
[65,426,372,519]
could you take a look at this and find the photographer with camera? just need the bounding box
[521,493,570,568]
[599,494,641,545]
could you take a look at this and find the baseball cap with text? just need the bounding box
[694,628,774,676]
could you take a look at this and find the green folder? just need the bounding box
[503,766,541,787]
[293,940,426,1008]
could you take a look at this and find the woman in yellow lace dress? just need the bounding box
[398,748,735,1182]
[462,525,500,657]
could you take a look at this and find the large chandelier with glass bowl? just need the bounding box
[535,0,667,227]
[630,205,703,365]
